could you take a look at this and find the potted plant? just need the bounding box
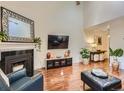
[80,48,90,64]
[0,31,8,41]
[109,48,123,71]
[33,37,41,51]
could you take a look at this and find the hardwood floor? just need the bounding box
[38,60,124,91]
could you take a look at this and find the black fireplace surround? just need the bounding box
[0,49,34,76]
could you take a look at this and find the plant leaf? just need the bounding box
[113,48,123,57]
[109,48,114,56]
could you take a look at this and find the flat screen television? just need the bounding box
[48,35,69,49]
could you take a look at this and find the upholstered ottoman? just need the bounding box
[81,70,121,91]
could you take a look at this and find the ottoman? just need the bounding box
[81,70,122,91]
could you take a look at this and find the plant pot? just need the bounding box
[112,61,119,71]
[82,58,89,65]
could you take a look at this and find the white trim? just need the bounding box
[0,42,35,52]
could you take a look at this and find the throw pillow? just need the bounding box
[0,68,10,87]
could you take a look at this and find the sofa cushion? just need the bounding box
[10,77,31,91]
[0,68,10,87]
[7,68,26,84]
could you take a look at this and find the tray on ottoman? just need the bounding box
[81,70,121,91]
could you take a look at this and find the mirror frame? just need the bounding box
[1,7,34,42]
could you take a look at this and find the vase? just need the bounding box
[82,58,89,65]
[47,52,51,59]
[112,61,119,71]
[64,50,70,57]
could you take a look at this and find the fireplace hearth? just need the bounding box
[0,49,34,76]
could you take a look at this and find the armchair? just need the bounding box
[0,68,43,91]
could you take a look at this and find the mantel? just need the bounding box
[0,42,35,45]
[0,42,35,52]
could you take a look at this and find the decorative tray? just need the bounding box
[91,68,108,79]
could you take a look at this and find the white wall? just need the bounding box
[83,1,124,28]
[108,16,124,69]
[0,1,85,69]
[85,16,124,50]
[109,17,124,49]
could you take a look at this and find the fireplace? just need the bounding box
[0,49,34,76]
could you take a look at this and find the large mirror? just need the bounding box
[1,7,34,42]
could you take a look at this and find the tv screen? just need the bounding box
[48,35,69,49]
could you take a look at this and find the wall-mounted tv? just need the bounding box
[48,35,69,49]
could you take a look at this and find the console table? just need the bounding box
[90,50,106,62]
[45,57,72,69]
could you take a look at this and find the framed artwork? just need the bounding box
[97,36,102,45]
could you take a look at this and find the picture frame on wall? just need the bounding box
[97,36,102,45]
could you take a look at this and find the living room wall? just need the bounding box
[83,1,124,28]
[0,1,85,69]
